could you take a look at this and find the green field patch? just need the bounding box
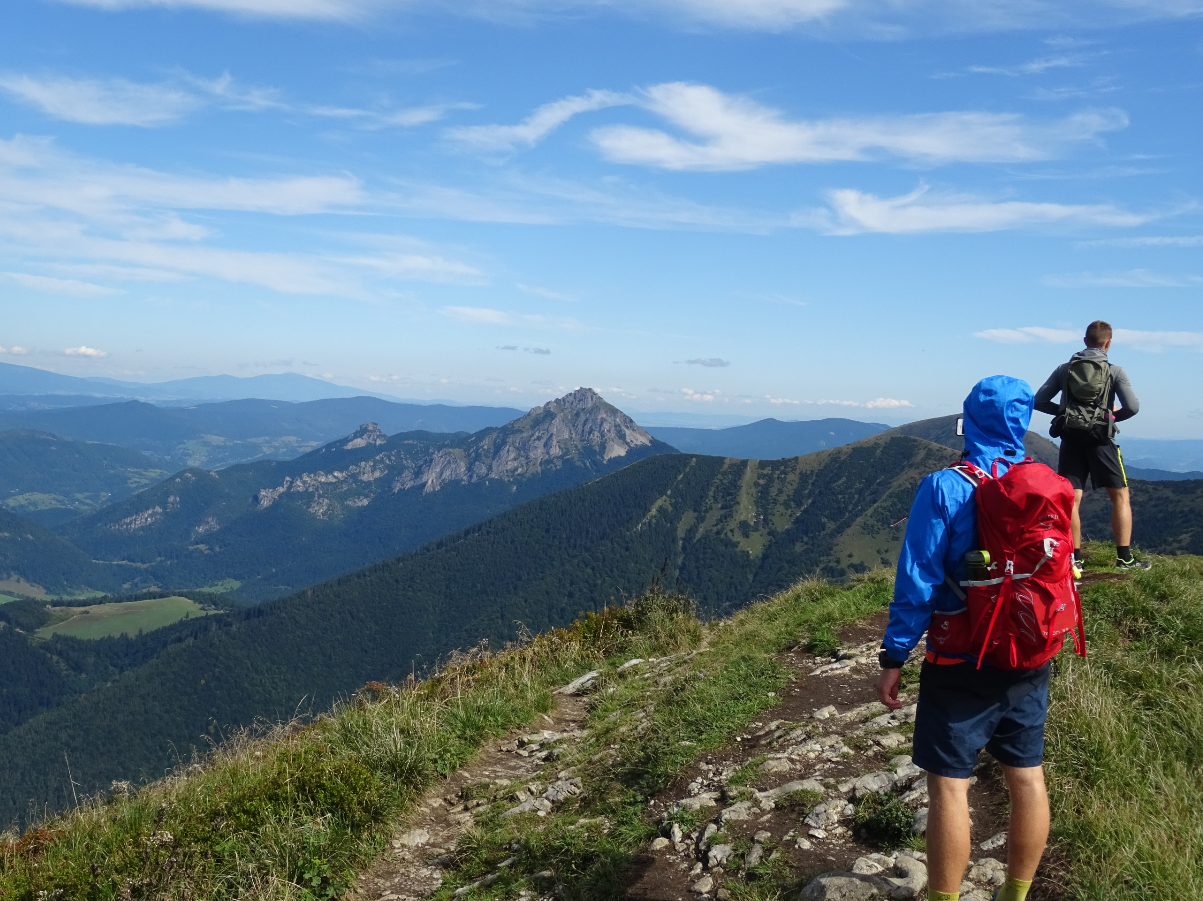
[34,597,214,640]
[0,594,20,605]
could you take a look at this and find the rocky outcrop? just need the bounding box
[253,388,661,509]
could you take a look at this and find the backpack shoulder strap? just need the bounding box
[947,461,988,487]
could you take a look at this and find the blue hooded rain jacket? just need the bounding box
[881,375,1035,664]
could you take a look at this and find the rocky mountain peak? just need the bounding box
[343,423,388,450]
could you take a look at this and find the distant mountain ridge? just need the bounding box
[0,360,435,405]
[645,417,887,460]
[57,389,673,599]
[0,397,525,470]
[882,414,1060,467]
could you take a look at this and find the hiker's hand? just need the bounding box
[876,667,903,710]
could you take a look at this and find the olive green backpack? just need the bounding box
[1054,357,1114,443]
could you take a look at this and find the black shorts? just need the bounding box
[1058,429,1128,490]
[912,661,1051,778]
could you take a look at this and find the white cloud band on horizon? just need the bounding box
[975,326,1203,352]
[64,345,108,357]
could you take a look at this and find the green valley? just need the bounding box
[33,596,215,641]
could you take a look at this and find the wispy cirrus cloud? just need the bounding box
[1,271,120,296]
[1076,235,1203,247]
[516,283,575,301]
[965,55,1088,77]
[48,0,1203,35]
[0,70,475,130]
[441,306,581,329]
[446,89,629,152]
[452,82,1129,171]
[0,74,197,126]
[811,184,1148,234]
[1043,268,1203,287]
[975,326,1203,352]
[685,357,730,367]
[592,84,1128,170]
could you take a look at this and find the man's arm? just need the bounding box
[881,474,954,664]
[1111,365,1140,422]
[1032,364,1065,418]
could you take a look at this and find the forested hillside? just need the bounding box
[0,433,953,824]
[58,389,672,600]
[0,430,168,526]
[1080,477,1203,555]
[0,508,124,597]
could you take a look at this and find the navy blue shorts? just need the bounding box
[912,661,1051,778]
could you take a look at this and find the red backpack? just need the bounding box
[927,457,1086,669]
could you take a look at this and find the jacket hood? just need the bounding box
[1072,347,1109,362]
[962,375,1033,467]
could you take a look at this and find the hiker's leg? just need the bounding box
[999,764,1049,900]
[927,774,973,893]
[1071,489,1083,549]
[1107,486,1131,548]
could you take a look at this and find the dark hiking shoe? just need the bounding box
[1115,557,1152,571]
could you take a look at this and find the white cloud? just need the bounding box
[1,346,30,355]
[443,306,512,325]
[446,90,629,152]
[0,74,197,126]
[974,327,1080,344]
[865,397,916,408]
[967,55,1086,77]
[1076,235,1203,247]
[590,84,1128,171]
[48,0,1203,35]
[64,345,108,357]
[974,326,1203,352]
[816,184,1148,234]
[55,0,367,18]
[517,283,574,301]
[1043,269,1203,287]
[338,252,483,284]
[685,357,730,367]
[1,271,120,296]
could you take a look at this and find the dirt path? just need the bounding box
[346,694,588,901]
[621,612,1061,901]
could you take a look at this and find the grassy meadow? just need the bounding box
[0,548,1198,900]
[33,597,214,640]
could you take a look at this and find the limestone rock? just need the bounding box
[799,873,890,900]
[708,843,735,868]
[967,858,1006,887]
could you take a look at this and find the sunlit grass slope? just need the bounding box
[33,597,214,641]
[1045,547,1203,900]
[1,549,1198,901]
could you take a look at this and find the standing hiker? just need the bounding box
[1033,320,1150,573]
[876,375,1083,901]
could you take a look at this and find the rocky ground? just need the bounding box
[349,606,1081,901]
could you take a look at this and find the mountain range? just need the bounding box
[0,429,954,822]
[0,360,436,405]
[645,417,887,459]
[0,396,524,471]
[48,389,670,600]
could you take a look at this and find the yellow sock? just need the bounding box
[928,891,959,901]
[995,877,1033,901]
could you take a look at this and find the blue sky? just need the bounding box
[1,0,1201,435]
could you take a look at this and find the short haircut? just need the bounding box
[1085,320,1113,347]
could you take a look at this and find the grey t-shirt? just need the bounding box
[1033,347,1140,423]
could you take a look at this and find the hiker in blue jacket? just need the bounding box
[876,375,1050,901]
